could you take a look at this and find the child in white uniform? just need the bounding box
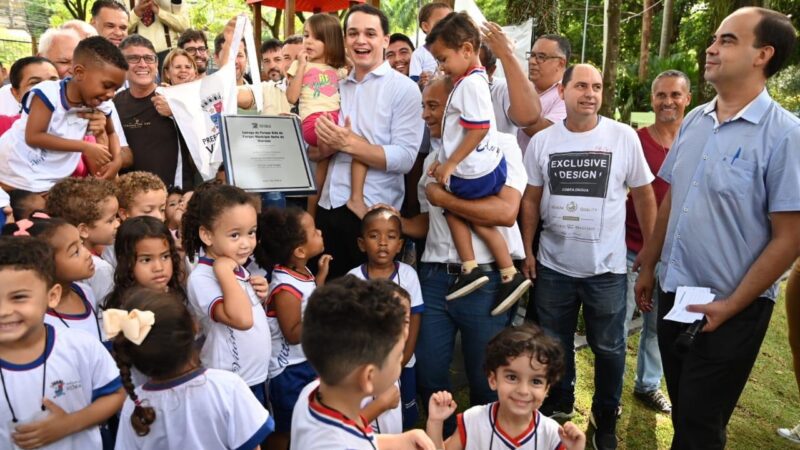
[46,177,119,306]
[259,206,330,449]
[348,208,424,430]
[103,216,185,310]
[427,324,585,450]
[109,288,273,449]
[183,184,271,405]
[0,237,124,450]
[0,36,127,192]
[426,12,530,316]
[7,216,107,346]
[103,172,169,270]
[409,2,452,83]
[290,277,434,449]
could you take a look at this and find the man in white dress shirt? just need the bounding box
[314,4,423,279]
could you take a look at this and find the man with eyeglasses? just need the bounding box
[178,29,209,78]
[517,34,570,152]
[114,34,199,188]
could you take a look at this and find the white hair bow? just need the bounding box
[102,309,155,345]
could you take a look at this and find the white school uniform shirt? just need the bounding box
[347,261,423,367]
[318,61,423,211]
[86,255,114,309]
[359,380,402,436]
[0,325,122,450]
[101,244,117,269]
[409,45,438,80]
[420,132,527,264]
[186,256,270,386]
[266,265,316,379]
[440,68,502,179]
[291,379,378,450]
[0,78,114,192]
[44,282,106,343]
[457,402,565,450]
[115,368,274,450]
[523,118,653,278]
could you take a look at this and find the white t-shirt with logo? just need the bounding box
[115,368,273,450]
[0,325,122,450]
[266,265,316,379]
[0,79,113,192]
[186,257,271,386]
[524,118,653,277]
[440,69,502,179]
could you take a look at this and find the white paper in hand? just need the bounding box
[663,286,715,323]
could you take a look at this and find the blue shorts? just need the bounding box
[399,366,418,430]
[268,361,317,433]
[249,381,268,408]
[448,157,507,200]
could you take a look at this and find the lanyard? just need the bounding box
[0,326,48,423]
[48,292,103,341]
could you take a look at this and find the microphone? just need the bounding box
[674,317,707,354]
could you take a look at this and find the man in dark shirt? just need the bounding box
[114,34,198,188]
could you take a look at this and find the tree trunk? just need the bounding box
[600,0,621,118]
[658,0,673,59]
[262,9,282,39]
[507,0,559,35]
[638,0,653,82]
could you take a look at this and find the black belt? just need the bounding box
[423,262,500,275]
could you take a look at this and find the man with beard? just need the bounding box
[178,29,209,78]
[260,38,284,81]
[237,38,292,116]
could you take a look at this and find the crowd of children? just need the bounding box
[0,2,591,449]
[0,173,587,449]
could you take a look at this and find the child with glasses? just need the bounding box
[0,36,128,193]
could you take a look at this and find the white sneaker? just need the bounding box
[777,423,800,444]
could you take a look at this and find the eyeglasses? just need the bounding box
[526,52,564,63]
[125,54,157,64]
[183,46,208,55]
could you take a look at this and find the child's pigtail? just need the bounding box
[113,341,156,436]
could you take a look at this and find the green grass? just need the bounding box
[572,284,799,449]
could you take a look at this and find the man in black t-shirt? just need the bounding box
[114,34,199,188]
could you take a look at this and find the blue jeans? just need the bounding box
[415,262,512,434]
[534,264,627,411]
[624,250,664,393]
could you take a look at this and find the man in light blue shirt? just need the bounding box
[635,7,800,449]
[314,4,423,278]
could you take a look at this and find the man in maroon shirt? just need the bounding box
[625,70,691,413]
